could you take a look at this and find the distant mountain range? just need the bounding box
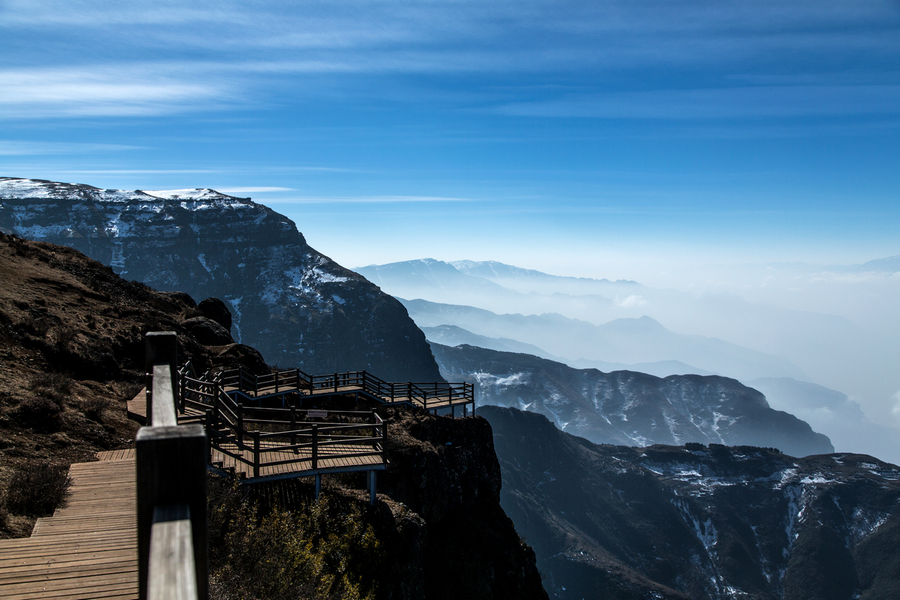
[404,298,804,382]
[4,177,895,462]
[749,377,900,464]
[434,343,832,457]
[483,405,900,600]
[355,257,900,465]
[0,177,441,381]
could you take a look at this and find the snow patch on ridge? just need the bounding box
[197,254,213,278]
[227,296,243,343]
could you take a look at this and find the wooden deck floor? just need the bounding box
[226,383,472,411]
[0,451,138,599]
[128,394,385,483]
[211,441,384,481]
[125,389,146,425]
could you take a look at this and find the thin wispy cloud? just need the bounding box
[57,169,223,175]
[3,1,897,121]
[0,66,232,119]
[495,85,900,120]
[218,187,294,194]
[274,195,475,204]
[0,141,144,155]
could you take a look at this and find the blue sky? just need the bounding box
[2,0,899,280]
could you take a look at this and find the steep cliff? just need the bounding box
[0,178,440,382]
[380,407,547,600]
[482,405,900,600]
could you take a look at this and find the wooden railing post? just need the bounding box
[253,431,260,478]
[334,373,338,393]
[381,417,387,467]
[212,382,220,422]
[178,370,186,413]
[290,407,298,453]
[312,424,318,470]
[205,409,213,464]
[237,404,244,447]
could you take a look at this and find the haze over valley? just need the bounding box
[356,257,900,464]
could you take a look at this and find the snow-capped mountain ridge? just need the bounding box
[0,177,442,382]
[433,343,832,457]
[0,177,241,204]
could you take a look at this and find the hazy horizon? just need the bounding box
[352,255,900,463]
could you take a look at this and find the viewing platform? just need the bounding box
[129,363,474,488]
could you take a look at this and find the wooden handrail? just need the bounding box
[210,366,475,409]
[137,332,208,600]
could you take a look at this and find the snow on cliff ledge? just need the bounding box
[0,177,245,204]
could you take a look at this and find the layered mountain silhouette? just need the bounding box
[406,298,805,382]
[434,343,832,457]
[356,257,900,465]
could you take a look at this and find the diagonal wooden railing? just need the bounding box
[202,365,475,415]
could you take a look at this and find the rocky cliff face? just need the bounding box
[379,407,548,600]
[433,343,833,457]
[0,178,441,382]
[481,405,900,600]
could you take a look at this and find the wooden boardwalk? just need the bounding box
[0,450,138,599]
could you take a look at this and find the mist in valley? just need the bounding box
[355,256,900,464]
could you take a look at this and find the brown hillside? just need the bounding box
[0,232,264,537]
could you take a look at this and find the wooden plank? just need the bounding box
[148,504,197,600]
[0,546,136,566]
[98,449,136,462]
